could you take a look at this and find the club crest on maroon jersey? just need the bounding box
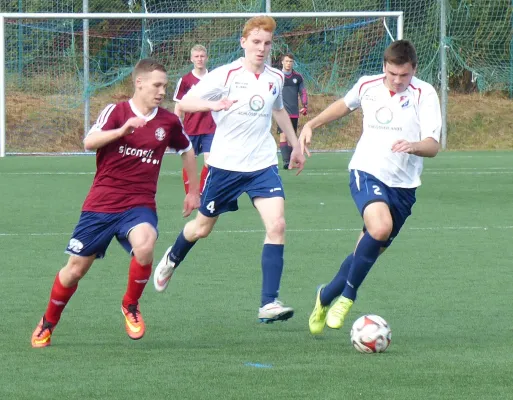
[155,127,166,141]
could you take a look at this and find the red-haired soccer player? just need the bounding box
[154,16,306,323]
[31,58,200,348]
[173,44,216,195]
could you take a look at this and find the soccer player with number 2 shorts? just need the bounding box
[301,40,442,335]
[153,15,306,324]
[31,59,200,348]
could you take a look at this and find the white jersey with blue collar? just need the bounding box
[186,58,284,172]
[344,74,441,188]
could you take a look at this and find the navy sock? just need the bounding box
[261,244,284,307]
[168,230,196,268]
[320,253,354,306]
[342,232,387,301]
[282,145,293,164]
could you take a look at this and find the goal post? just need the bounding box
[0,11,404,157]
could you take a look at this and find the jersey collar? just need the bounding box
[129,99,158,121]
[192,69,208,79]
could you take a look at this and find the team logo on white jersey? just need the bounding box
[155,127,166,141]
[375,107,393,124]
[249,95,265,111]
[399,95,411,109]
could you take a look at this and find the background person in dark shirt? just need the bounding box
[277,53,308,169]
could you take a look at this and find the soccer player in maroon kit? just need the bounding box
[173,44,216,194]
[31,59,200,348]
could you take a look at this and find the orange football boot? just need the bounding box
[31,317,54,348]
[121,304,146,340]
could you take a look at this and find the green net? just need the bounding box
[1,0,511,153]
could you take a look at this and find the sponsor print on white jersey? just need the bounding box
[344,74,441,188]
[186,58,285,172]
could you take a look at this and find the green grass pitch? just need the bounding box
[1,152,512,399]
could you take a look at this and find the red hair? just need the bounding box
[241,16,276,38]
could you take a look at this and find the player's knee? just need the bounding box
[194,224,213,239]
[266,216,286,240]
[132,243,154,265]
[367,223,392,241]
[63,258,90,282]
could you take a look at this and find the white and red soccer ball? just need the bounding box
[350,314,392,353]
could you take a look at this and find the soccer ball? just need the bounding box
[350,315,391,353]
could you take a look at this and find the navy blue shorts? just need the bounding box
[65,206,158,259]
[189,133,214,155]
[199,165,285,217]
[349,169,416,247]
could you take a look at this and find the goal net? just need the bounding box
[1,9,403,155]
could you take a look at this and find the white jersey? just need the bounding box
[186,58,284,172]
[344,74,441,188]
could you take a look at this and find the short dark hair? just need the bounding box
[281,53,295,61]
[383,40,417,69]
[132,58,167,82]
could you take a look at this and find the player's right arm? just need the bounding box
[84,104,146,151]
[178,66,237,113]
[299,98,353,156]
[179,96,237,113]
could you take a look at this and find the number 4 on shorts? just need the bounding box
[206,201,216,214]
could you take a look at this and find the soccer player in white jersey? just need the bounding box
[301,40,441,335]
[153,16,305,323]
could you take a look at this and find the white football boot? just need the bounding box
[154,246,176,293]
[258,300,294,323]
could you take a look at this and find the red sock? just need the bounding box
[182,168,190,194]
[44,273,78,326]
[122,257,152,308]
[200,165,209,194]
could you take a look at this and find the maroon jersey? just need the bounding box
[173,71,216,136]
[82,100,192,213]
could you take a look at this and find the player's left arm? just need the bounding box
[273,108,299,147]
[169,119,200,216]
[391,137,439,157]
[180,148,200,217]
[298,77,308,115]
[391,89,441,158]
[273,107,305,174]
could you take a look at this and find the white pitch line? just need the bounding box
[1,171,181,176]
[0,225,511,237]
[3,167,513,177]
[303,170,513,176]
